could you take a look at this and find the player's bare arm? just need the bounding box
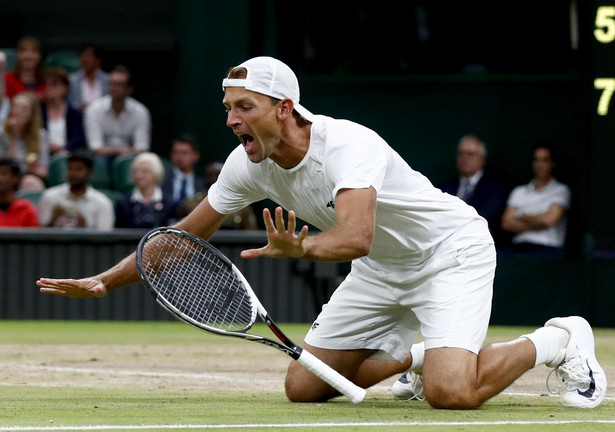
[37,252,140,298]
[38,197,228,298]
[241,187,376,262]
[176,196,228,241]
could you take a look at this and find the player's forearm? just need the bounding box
[302,225,372,262]
[301,187,375,262]
[96,252,140,291]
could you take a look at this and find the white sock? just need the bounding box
[522,327,569,367]
[409,342,425,374]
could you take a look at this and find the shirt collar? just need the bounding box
[460,170,483,186]
[529,177,554,191]
[131,186,163,203]
[172,167,193,179]
[63,184,92,201]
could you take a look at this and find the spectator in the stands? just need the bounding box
[115,152,178,228]
[84,65,151,168]
[177,161,257,230]
[438,134,507,243]
[501,142,570,255]
[38,149,114,230]
[0,49,10,125]
[0,158,38,227]
[0,92,49,190]
[4,36,45,101]
[68,43,109,112]
[162,134,205,205]
[41,67,86,155]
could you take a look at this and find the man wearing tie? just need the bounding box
[438,135,507,244]
[162,135,205,204]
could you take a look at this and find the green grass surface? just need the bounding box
[0,321,613,431]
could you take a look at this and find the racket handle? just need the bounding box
[297,349,366,404]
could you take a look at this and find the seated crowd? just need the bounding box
[0,37,257,231]
[0,37,570,257]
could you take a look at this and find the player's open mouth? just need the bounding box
[240,134,256,153]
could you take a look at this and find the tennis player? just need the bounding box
[38,56,606,409]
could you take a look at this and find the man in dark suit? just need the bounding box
[162,134,205,204]
[438,135,507,243]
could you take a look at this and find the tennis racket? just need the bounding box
[135,226,366,404]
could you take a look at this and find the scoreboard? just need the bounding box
[593,4,615,115]
[591,2,615,247]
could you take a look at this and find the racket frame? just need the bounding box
[136,226,366,403]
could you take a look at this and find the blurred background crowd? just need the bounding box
[0,0,611,258]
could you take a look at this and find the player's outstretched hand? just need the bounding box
[241,207,308,259]
[37,277,107,298]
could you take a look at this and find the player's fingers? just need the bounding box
[262,208,275,232]
[39,287,67,296]
[274,207,286,232]
[297,225,309,241]
[36,278,76,289]
[240,247,265,259]
[287,210,297,234]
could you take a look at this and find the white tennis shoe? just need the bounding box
[391,371,425,401]
[544,316,607,408]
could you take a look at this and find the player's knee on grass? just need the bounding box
[422,347,485,409]
[285,362,338,403]
[423,380,484,410]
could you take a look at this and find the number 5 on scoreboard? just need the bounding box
[595,6,615,43]
[595,78,615,116]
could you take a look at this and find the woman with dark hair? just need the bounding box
[0,158,38,227]
[41,67,86,154]
[501,142,571,254]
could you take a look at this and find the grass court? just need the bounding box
[0,321,613,431]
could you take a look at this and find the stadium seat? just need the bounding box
[48,153,111,189]
[16,189,43,206]
[161,157,172,172]
[43,50,81,74]
[90,158,111,189]
[1,48,17,71]
[98,188,124,205]
[111,154,136,193]
[47,153,69,187]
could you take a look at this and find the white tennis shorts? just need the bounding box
[304,220,496,362]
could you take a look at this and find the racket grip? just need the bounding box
[296,349,366,404]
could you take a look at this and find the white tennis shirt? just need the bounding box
[506,178,570,248]
[208,115,486,268]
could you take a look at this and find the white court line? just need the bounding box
[2,420,615,431]
[3,363,614,401]
[0,363,280,384]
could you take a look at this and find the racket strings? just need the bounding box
[142,233,255,332]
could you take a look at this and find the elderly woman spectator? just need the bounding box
[114,152,178,228]
[0,92,49,190]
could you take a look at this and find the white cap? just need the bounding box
[222,56,315,122]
